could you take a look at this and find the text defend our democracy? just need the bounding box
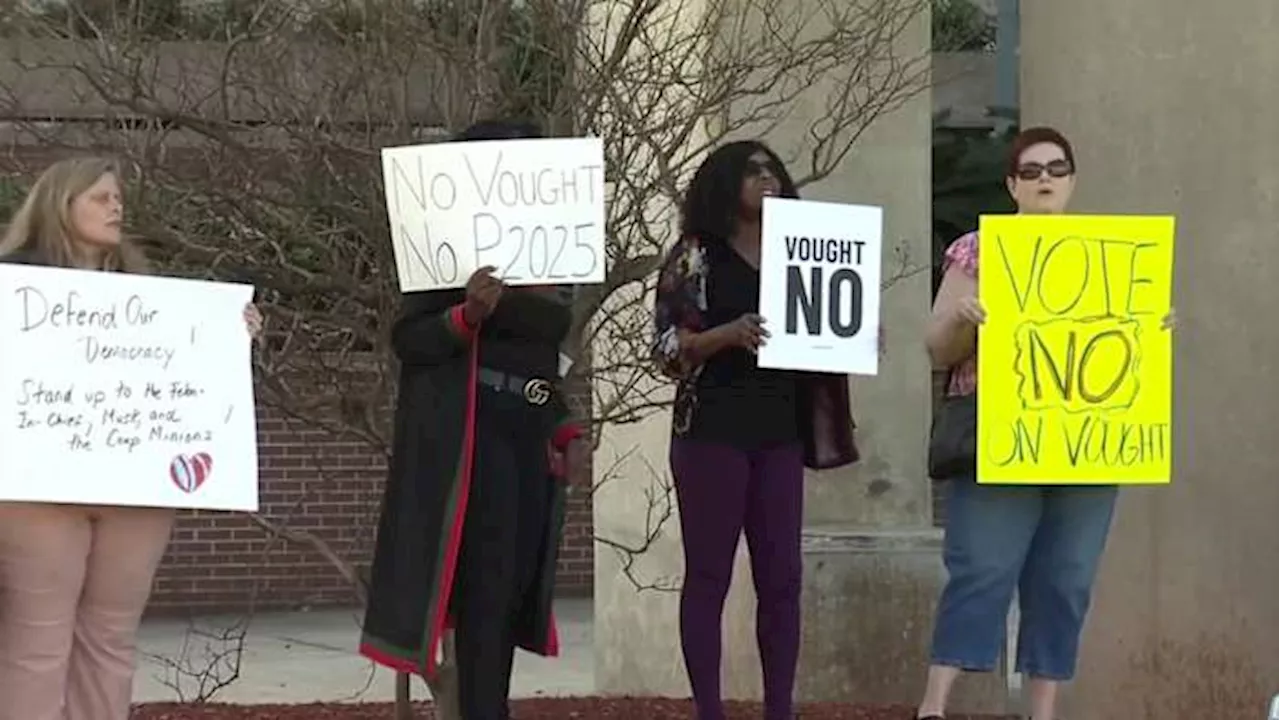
[14,285,178,370]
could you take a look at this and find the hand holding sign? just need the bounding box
[719,313,770,352]
[463,266,504,325]
[953,295,987,327]
[242,303,264,339]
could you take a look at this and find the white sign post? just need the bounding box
[381,137,607,292]
[0,264,260,512]
[756,197,883,376]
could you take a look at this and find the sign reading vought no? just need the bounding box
[756,196,883,376]
[976,214,1176,485]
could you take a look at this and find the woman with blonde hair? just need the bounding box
[0,157,263,720]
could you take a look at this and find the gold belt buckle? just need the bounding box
[522,378,552,406]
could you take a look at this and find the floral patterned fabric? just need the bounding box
[942,231,979,397]
[651,235,859,470]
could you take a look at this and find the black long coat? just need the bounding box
[358,289,572,680]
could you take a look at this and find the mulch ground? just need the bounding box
[134,698,1018,719]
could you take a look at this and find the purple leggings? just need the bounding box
[670,438,804,720]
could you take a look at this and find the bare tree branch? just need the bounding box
[0,0,930,715]
[142,617,248,703]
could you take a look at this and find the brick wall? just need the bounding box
[0,146,595,615]
[147,392,595,616]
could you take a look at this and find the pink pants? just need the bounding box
[0,503,174,720]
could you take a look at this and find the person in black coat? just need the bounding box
[359,120,587,720]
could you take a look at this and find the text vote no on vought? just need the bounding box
[988,414,1171,470]
[783,235,868,337]
[985,230,1171,473]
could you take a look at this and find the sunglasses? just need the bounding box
[1016,159,1074,181]
[744,159,779,178]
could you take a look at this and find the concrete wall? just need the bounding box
[0,39,449,124]
[933,51,999,125]
[1021,2,1278,717]
[592,0,981,707]
[590,0,718,695]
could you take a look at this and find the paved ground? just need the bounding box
[133,597,594,704]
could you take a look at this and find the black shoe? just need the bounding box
[914,715,945,720]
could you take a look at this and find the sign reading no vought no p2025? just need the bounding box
[381,137,607,293]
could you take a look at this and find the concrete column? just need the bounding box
[766,4,1004,710]
[993,0,1018,113]
[593,0,1008,711]
[1020,2,1278,717]
[591,0,725,698]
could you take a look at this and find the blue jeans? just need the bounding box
[929,477,1118,680]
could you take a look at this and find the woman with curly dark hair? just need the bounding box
[651,140,860,720]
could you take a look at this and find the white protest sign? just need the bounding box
[756,197,882,375]
[0,264,259,511]
[382,137,606,292]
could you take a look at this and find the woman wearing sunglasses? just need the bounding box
[652,140,859,720]
[912,126,1175,720]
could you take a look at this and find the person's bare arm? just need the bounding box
[925,265,983,369]
[677,322,747,366]
[651,237,767,379]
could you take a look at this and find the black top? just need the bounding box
[367,280,568,677]
[477,287,570,380]
[686,242,800,448]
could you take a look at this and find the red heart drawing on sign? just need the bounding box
[170,452,213,493]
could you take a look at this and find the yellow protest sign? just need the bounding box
[976,214,1176,485]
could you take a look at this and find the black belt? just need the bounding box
[477,367,555,406]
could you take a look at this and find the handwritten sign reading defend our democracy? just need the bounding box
[976,214,1176,485]
[0,264,260,511]
[757,197,882,375]
[381,137,607,292]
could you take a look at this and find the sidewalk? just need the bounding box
[133,597,594,704]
